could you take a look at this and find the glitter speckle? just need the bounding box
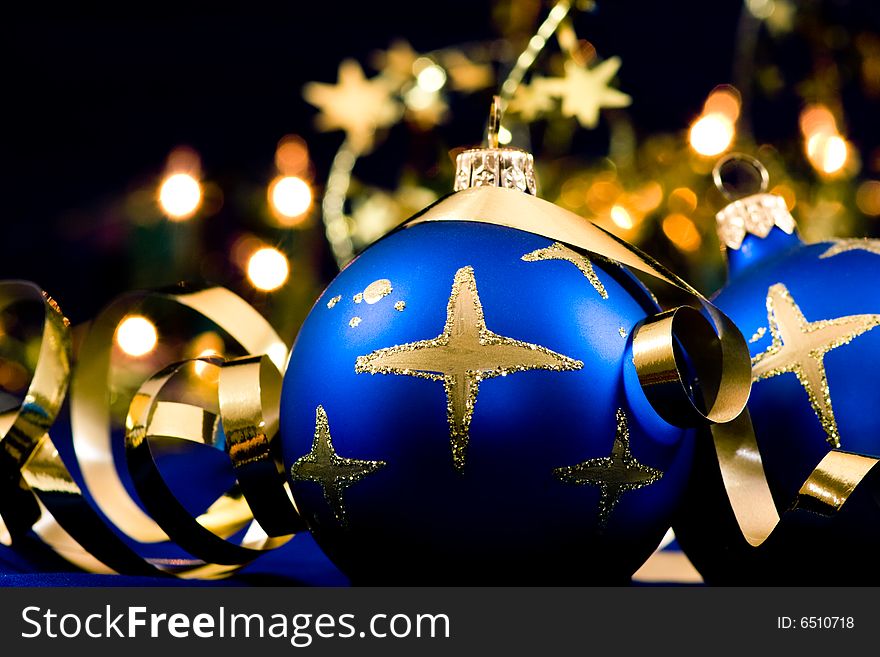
[353,293,363,304]
[748,326,766,343]
[327,295,342,309]
[349,317,362,328]
[394,300,406,312]
[363,279,393,304]
[618,327,627,338]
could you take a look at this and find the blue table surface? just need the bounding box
[0,532,351,587]
[1,533,697,587]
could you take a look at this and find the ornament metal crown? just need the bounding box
[715,192,796,250]
[453,97,537,195]
[454,147,537,195]
[712,153,796,250]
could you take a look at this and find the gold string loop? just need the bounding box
[632,306,723,428]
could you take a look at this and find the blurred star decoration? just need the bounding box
[535,56,632,128]
[303,59,403,154]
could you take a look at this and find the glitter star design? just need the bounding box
[522,242,608,299]
[303,60,402,154]
[290,406,386,525]
[751,283,880,447]
[356,265,583,471]
[554,408,662,529]
[819,238,880,259]
[541,57,632,129]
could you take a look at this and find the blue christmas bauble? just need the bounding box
[675,191,880,584]
[280,218,693,584]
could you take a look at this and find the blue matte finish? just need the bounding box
[726,227,803,280]
[715,227,880,506]
[281,221,693,584]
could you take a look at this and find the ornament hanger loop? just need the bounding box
[487,95,501,149]
[712,153,770,202]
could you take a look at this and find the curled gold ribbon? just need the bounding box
[219,355,303,537]
[0,282,169,575]
[407,186,880,548]
[0,281,299,577]
[125,358,288,566]
[0,282,70,470]
[69,286,289,545]
[631,307,723,427]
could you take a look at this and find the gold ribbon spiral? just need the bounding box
[0,282,301,578]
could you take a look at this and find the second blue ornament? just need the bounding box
[675,155,880,584]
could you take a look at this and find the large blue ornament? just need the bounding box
[280,167,694,583]
[675,172,880,584]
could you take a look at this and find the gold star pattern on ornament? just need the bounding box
[355,265,583,471]
[522,242,608,299]
[540,57,632,129]
[290,405,386,526]
[554,408,663,529]
[751,283,880,447]
[303,59,402,154]
[819,238,880,259]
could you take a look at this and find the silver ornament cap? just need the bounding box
[713,153,796,250]
[454,97,537,195]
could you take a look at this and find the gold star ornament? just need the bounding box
[356,265,583,471]
[751,283,880,447]
[554,408,663,529]
[290,405,386,525]
[303,60,402,154]
[541,57,632,129]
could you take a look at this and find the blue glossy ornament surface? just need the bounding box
[715,228,880,506]
[281,220,692,584]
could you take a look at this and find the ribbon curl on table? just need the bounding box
[0,282,301,578]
